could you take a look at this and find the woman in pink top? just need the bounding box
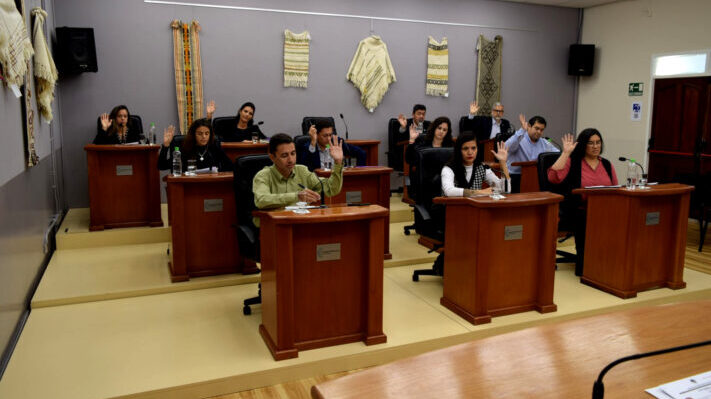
[547,128,618,276]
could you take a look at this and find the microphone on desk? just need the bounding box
[618,156,645,175]
[591,339,711,399]
[544,137,562,151]
[256,121,264,126]
[309,171,326,207]
[340,113,349,140]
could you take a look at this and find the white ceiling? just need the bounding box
[495,0,623,8]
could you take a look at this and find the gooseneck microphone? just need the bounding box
[256,121,264,126]
[309,171,326,207]
[618,156,645,175]
[544,137,562,151]
[592,339,711,399]
[340,113,349,140]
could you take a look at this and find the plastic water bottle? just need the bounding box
[172,147,182,176]
[147,123,156,144]
[626,159,638,189]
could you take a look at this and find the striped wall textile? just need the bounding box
[346,35,396,112]
[283,29,310,88]
[32,7,58,123]
[426,36,448,97]
[475,35,503,116]
[19,0,38,166]
[171,20,204,135]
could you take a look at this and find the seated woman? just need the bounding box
[216,101,267,142]
[93,105,141,144]
[158,118,233,172]
[405,116,454,165]
[441,131,511,197]
[547,128,618,276]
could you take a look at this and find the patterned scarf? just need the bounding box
[426,36,448,97]
[346,35,396,112]
[0,0,33,87]
[171,20,204,135]
[475,35,503,116]
[283,29,310,88]
[31,7,57,122]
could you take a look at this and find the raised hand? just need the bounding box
[308,125,318,146]
[206,100,216,119]
[469,101,479,115]
[162,125,175,147]
[328,135,344,165]
[298,188,321,204]
[397,113,407,128]
[561,133,577,154]
[408,123,419,143]
[100,113,111,131]
[519,114,529,131]
[492,141,508,163]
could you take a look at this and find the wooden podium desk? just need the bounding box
[84,144,163,231]
[511,160,540,192]
[221,142,268,162]
[165,172,256,282]
[316,166,393,259]
[572,183,693,298]
[256,205,388,360]
[346,139,379,165]
[312,300,711,399]
[434,192,563,324]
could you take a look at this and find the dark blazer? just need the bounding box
[460,116,512,143]
[218,125,266,142]
[396,118,432,143]
[93,126,142,145]
[297,136,367,171]
[158,139,233,172]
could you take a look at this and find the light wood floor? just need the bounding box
[210,221,711,399]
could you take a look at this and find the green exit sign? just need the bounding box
[628,82,644,96]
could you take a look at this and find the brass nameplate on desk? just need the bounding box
[116,165,133,176]
[504,225,523,240]
[646,211,660,226]
[203,199,223,212]
[345,191,362,203]
[316,243,341,261]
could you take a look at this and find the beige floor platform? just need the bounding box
[2,263,711,399]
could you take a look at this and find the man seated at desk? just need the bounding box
[505,114,559,192]
[253,133,344,225]
[299,120,365,170]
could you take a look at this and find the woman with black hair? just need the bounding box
[405,116,454,165]
[547,128,618,276]
[158,118,233,172]
[218,101,267,142]
[441,131,511,197]
[94,105,141,144]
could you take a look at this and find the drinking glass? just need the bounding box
[251,132,259,144]
[186,159,197,176]
[638,173,648,188]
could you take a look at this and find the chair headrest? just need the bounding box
[212,116,238,138]
[301,116,337,136]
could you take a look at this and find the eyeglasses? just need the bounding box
[492,109,504,113]
[586,141,602,147]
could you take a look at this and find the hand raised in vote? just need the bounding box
[162,125,175,147]
[298,188,321,204]
[519,114,529,131]
[308,124,317,146]
[328,134,344,165]
[561,133,577,154]
[469,101,479,115]
[492,141,508,163]
[408,123,419,143]
[206,100,216,119]
[397,113,407,128]
[100,113,111,131]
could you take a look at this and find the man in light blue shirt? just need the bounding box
[504,114,559,192]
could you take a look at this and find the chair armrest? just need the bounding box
[413,204,431,221]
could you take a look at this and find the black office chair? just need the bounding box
[301,116,337,135]
[233,154,273,315]
[387,118,405,172]
[411,147,453,282]
[95,114,144,139]
[212,116,237,140]
[677,171,711,252]
[537,152,578,265]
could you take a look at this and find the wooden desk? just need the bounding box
[346,139,379,166]
[84,144,163,231]
[511,160,540,192]
[312,300,711,399]
[256,205,388,360]
[573,183,693,298]
[165,172,257,282]
[221,142,268,163]
[434,192,562,324]
[480,138,496,163]
[316,166,393,259]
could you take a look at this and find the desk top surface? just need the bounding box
[312,300,711,399]
[84,144,161,151]
[256,204,388,224]
[573,182,693,196]
[315,166,393,176]
[434,191,563,207]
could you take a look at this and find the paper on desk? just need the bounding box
[194,167,218,174]
[583,184,622,189]
[646,370,711,399]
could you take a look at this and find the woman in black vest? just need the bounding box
[93,105,141,144]
[158,118,233,172]
[441,132,511,197]
[548,128,619,276]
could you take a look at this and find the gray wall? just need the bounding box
[56,0,579,207]
[0,0,63,374]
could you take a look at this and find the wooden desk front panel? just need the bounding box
[86,146,162,230]
[221,142,268,163]
[346,140,379,165]
[512,160,540,193]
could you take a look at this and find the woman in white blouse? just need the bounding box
[441,131,511,196]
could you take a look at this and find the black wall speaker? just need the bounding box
[568,44,594,76]
[55,27,98,74]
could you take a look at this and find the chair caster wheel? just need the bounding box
[412,274,419,282]
[404,230,411,236]
[243,305,251,315]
